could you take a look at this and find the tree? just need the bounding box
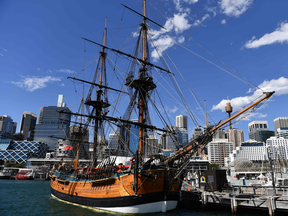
[210,163,220,170]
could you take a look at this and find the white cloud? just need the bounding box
[185,0,198,3]
[149,13,192,60]
[221,19,226,24]
[178,36,185,43]
[211,77,288,112]
[161,13,192,34]
[57,69,75,73]
[174,0,198,13]
[37,68,40,71]
[244,22,288,49]
[151,36,175,60]
[206,7,217,17]
[246,88,253,93]
[219,0,253,17]
[193,14,210,27]
[11,76,61,92]
[60,83,65,86]
[168,106,179,113]
[2,48,7,52]
[0,53,3,57]
[241,112,267,121]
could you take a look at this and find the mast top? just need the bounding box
[121,4,166,29]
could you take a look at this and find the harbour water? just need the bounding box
[0,180,264,216]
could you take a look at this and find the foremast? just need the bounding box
[82,18,110,168]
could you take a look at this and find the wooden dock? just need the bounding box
[179,185,288,216]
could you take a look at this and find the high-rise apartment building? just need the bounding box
[145,135,158,155]
[207,138,234,167]
[248,121,274,143]
[176,115,188,130]
[213,128,225,139]
[19,112,37,140]
[276,128,288,139]
[33,95,71,149]
[274,117,288,134]
[0,115,17,134]
[225,128,244,149]
[266,137,288,160]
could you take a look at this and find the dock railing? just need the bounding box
[230,185,288,196]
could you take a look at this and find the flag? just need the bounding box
[63,144,74,151]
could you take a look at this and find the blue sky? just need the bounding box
[1,0,288,141]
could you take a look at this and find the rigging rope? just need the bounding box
[147,1,264,92]
[147,32,200,128]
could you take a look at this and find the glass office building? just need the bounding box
[0,115,17,134]
[33,106,71,150]
[19,112,37,140]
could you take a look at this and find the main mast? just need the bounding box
[138,0,147,161]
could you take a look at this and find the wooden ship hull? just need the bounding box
[50,167,180,214]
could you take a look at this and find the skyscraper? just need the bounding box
[162,126,188,151]
[0,115,17,134]
[274,117,288,134]
[33,95,71,149]
[108,132,119,149]
[225,128,244,149]
[191,128,202,140]
[19,112,37,140]
[267,137,288,160]
[248,121,274,143]
[57,94,66,107]
[176,115,188,130]
[54,125,90,159]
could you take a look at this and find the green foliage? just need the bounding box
[4,163,26,168]
[210,163,220,170]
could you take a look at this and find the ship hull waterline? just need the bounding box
[51,188,178,214]
[50,168,180,214]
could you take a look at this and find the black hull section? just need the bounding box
[51,186,179,208]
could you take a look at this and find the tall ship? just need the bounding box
[50,0,274,214]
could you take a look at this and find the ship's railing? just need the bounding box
[228,185,288,196]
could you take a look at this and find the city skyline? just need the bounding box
[1,105,287,144]
[1,0,288,141]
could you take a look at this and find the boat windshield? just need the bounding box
[19,169,32,173]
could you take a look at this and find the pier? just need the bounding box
[180,184,288,216]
